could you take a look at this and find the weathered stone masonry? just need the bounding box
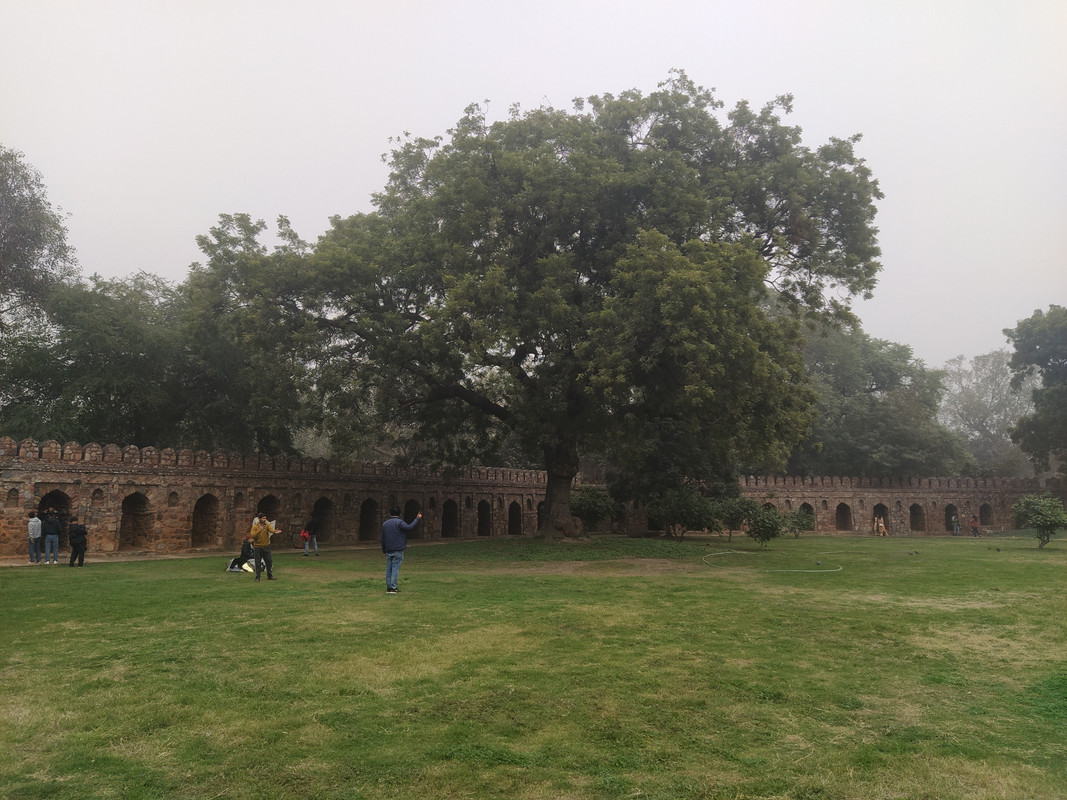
[2,436,1064,557]
[0,437,546,557]
[741,474,1066,534]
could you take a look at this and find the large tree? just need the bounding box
[787,326,974,478]
[301,73,882,534]
[1004,305,1067,473]
[939,350,1036,476]
[0,273,187,444]
[0,145,76,328]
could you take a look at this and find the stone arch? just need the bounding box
[91,488,105,507]
[441,499,460,538]
[909,504,926,533]
[477,500,492,537]
[359,498,379,541]
[873,503,890,533]
[38,490,73,548]
[979,503,993,526]
[835,503,853,532]
[191,494,220,547]
[256,494,281,519]
[168,491,180,508]
[508,501,522,536]
[799,503,815,530]
[4,487,18,508]
[311,497,336,542]
[403,499,422,538]
[119,492,153,551]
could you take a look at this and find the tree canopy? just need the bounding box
[0,145,76,328]
[290,73,883,534]
[787,325,974,478]
[1004,305,1067,474]
[938,350,1035,476]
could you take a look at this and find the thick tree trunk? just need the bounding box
[539,439,581,538]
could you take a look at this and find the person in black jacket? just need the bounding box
[41,508,62,565]
[68,516,89,567]
[381,507,422,593]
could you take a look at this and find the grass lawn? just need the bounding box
[2,534,1065,799]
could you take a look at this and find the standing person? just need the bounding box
[952,514,960,536]
[41,508,62,565]
[302,515,319,557]
[27,511,42,564]
[250,513,279,582]
[381,506,421,594]
[68,516,89,567]
[970,515,980,537]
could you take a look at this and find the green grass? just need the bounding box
[2,534,1066,799]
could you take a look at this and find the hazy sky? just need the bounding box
[2,0,1064,367]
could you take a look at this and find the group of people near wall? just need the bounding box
[26,502,425,593]
[26,508,88,566]
[948,514,982,536]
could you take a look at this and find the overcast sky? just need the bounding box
[2,0,1064,367]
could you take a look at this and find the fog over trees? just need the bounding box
[2,79,1061,534]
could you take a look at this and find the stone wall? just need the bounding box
[3,436,1064,556]
[740,474,1066,534]
[0,437,547,557]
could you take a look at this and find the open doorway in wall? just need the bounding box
[119,492,153,551]
[835,503,853,532]
[441,499,460,538]
[979,503,994,526]
[359,499,379,541]
[909,504,926,533]
[508,501,522,535]
[38,489,72,549]
[477,500,492,537]
[256,495,281,519]
[800,503,816,530]
[873,503,890,534]
[192,494,220,547]
[312,497,336,542]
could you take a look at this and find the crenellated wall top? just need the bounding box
[0,437,548,486]
[741,474,1058,491]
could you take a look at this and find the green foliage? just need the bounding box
[0,217,308,453]
[1011,493,1067,549]
[788,325,975,478]
[744,504,784,548]
[0,145,77,326]
[1005,305,1067,473]
[299,72,881,532]
[569,487,623,533]
[0,274,188,444]
[783,507,816,538]
[645,483,721,540]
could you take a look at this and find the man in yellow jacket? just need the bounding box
[250,513,280,582]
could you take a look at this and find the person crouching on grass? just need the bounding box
[381,506,421,594]
[250,513,280,582]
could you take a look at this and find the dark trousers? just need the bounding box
[69,543,86,566]
[254,546,273,578]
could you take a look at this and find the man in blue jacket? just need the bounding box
[381,506,421,594]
